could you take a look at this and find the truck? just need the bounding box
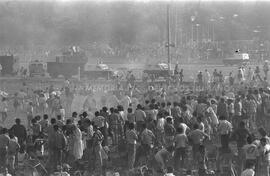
[29,60,46,77]
[223,53,250,66]
[82,63,114,80]
[47,47,88,78]
[143,63,170,80]
[0,55,16,76]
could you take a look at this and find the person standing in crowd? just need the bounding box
[154,146,174,173]
[92,111,106,145]
[242,136,259,171]
[203,69,211,90]
[231,121,251,174]
[31,118,41,143]
[92,125,104,175]
[127,108,135,125]
[263,60,269,79]
[179,69,184,83]
[47,118,56,172]
[52,125,67,172]
[71,124,83,160]
[218,115,232,149]
[258,127,270,144]
[227,98,235,123]
[156,111,165,147]
[134,104,146,133]
[196,145,208,176]
[164,117,175,147]
[7,133,19,175]
[188,123,209,164]
[174,127,188,170]
[140,123,155,160]
[0,97,8,124]
[171,102,181,126]
[71,112,78,125]
[108,108,120,146]
[234,97,242,128]
[26,102,34,128]
[0,128,10,172]
[197,71,203,89]
[56,115,65,130]
[217,98,228,119]
[126,122,138,171]
[245,95,257,131]
[258,137,270,176]
[99,107,109,146]
[39,114,49,137]
[10,118,27,151]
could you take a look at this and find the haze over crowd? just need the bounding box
[0,1,269,50]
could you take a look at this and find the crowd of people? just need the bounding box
[0,63,270,176]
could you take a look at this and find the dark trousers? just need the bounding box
[0,148,8,171]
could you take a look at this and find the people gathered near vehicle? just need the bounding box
[0,64,270,176]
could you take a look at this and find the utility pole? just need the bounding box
[166,4,171,72]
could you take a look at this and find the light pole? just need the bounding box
[166,4,171,71]
[190,16,195,61]
[165,4,175,72]
[196,23,200,45]
[210,18,215,42]
[191,16,196,46]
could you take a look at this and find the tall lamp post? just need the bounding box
[166,4,171,71]
[191,16,196,46]
[190,16,195,61]
[210,18,215,42]
[196,23,200,45]
[165,4,175,72]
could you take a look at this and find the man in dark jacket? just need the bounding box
[10,118,27,152]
